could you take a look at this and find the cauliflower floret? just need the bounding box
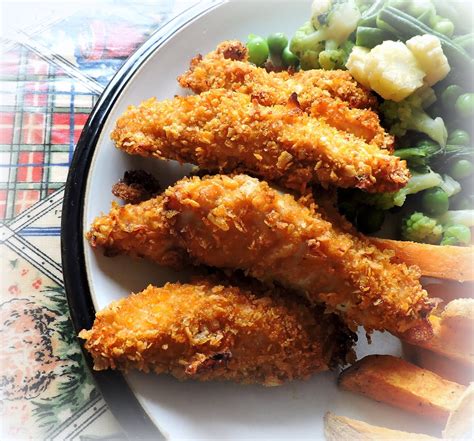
[365,41,425,101]
[320,0,360,44]
[311,0,332,28]
[346,46,371,89]
[406,34,451,86]
[346,41,425,101]
[310,0,360,44]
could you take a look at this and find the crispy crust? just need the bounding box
[86,174,433,338]
[79,281,354,385]
[164,174,433,338]
[86,195,185,266]
[177,41,393,150]
[111,90,409,193]
[179,40,377,109]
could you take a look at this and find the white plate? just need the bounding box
[63,1,440,439]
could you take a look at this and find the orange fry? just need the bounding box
[372,238,474,282]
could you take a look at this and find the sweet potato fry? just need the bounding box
[324,412,441,440]
[338,355,466,422]
[371,238,474,282]
[403,299,474,378]
[403,343,473,386]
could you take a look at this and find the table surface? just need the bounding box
[0,2,196,439]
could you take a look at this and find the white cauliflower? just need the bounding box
[406,34,451,86]
[345,46,371,89]
[310,0,360,44]
[311,0,332,28]
[366,41,425,101]
[347,41,425,101]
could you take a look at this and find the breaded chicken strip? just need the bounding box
[111,90,409,193]
[87,195,185,267]
[87,175,433,339]
[179,40,376,109]
[164,175,433,339]
[79,280,354,385]
[178,41,393,150]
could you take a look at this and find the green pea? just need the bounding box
[356,206,385,234]
[282,46,299,68]
[433,18,455,37]
[441,85,464,109]
[246,35,269,67]
[449,159,474,180]
[455,93,474,118]
[421,187,449,216]
[267,33,288,56]
[447,129,471,146]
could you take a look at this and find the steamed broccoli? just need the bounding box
[289,0,360,70]
[439,175,461,197]
[401,212,443,244]
[353,168,444,210]
[394,139,442,168]
[440,224,472,246]
[380,87,448,147]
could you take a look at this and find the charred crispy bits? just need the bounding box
[111,90,409,193]
[79,281,354,385]
[111,169,161,204]
[178,40,392,150]
[86,174,433,338]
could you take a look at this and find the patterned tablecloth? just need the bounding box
[0,2,196,439]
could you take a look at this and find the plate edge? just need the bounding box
[60,1,226,439]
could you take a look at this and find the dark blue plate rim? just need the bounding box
[60,2,224,439]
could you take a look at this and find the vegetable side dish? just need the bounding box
[81,1,474,438]
[246,0,474,242]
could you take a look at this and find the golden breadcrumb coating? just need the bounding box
[164,174,433,338]
[178,40,376,109]
[178,41,393,150]
[79,281,354,385]
[111,90,409,193]
[86,195,185,267]
[86,174,433,339]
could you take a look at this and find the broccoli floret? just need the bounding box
[401,212,443,244]
[439,175,461,197]
[290,21,324,69]
[394,139,442,168]
[436,210,474,228]
[290,0,360,70]
[380,87,448,147]
[440,224,472,246]
[355,168,443,210]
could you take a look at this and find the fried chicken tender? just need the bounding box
[178,41,393,150]
[79,280,354,385]
[87,195,186,267]
[111,90,409,193]
[87,174,433,339]
[164,175,433,339]
[179,40,376,109]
